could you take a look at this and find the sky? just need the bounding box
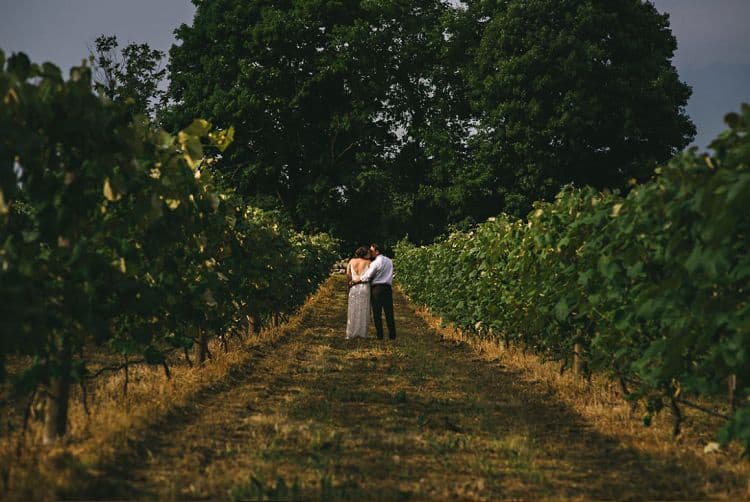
[1,0,748,149]
[650,0,750,148]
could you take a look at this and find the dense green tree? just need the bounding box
[89,34,167,117]
[465,0,695,216]
[166,0,467,246]
[167,0,695,245]
[388,4,494,243]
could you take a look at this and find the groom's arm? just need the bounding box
[357,258,381,284]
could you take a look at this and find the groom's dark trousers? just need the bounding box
[371,283,396,339]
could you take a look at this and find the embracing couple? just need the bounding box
[345,243,396,341]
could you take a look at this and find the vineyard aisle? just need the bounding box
[88,275,713,500]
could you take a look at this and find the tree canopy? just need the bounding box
[89,34,167,118]
[166,0,452,244]
[466,0,695,215]
[166,0,694,246]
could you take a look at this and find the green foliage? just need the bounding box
[165,0,696,247]
[89,34,167,117]
[464,0,695,216]
[0,51,338,437]
[396,104,750,450]
[166,0,460,246]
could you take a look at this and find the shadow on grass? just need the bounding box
[277,280,735,500]
[66,275,745,500]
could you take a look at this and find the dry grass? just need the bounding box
[92,274,567,500]
[409,300,750,500]
[3,275,748,500]
[0,279,336,501]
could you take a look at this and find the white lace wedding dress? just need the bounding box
[346,265,370,339]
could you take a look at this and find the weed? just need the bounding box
[229,475,302,501]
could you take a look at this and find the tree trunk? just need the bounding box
[43,339,73,445]
[197,328,210,365]
[728,374,737,413]
[573,342,583,377]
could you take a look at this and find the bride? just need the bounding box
[346,247,371,339]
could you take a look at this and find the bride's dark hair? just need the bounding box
[354,246,369,258]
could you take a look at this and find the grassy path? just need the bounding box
[91,275,724,500]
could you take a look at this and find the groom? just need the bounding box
[355,243,396,340]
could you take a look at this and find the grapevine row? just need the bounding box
[0,52,338,443]
[395,104,750,450]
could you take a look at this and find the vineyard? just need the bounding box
[2,2,750,498]
[0,51,337,451]
[396,104,750,452]
[3,274,749,499]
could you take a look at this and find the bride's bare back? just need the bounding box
[347,258,370,280]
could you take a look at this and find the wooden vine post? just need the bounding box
[573,342,583,377]
[43,337,73,445]
[197,328,210,365]
[728,374,737,412]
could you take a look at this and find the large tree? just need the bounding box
[465,0,695,216]
[166,0,462,246]
[166,0,695,245]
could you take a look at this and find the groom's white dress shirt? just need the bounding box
[360,254,394,285]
